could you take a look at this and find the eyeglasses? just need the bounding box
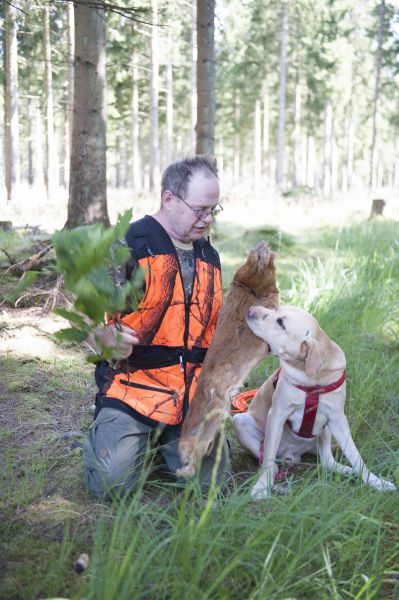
[173,195,223,219]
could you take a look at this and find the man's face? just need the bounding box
[164,171,221,243]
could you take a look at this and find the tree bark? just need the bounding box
[233,89,240,183]
[150,0,159,190]
[43,3,56,198]
[275,2,288,188]
[27,96,34,185]
[4,2,20,202]
[34,103,45,190]
[306,134,315,188]
[292,81,302,187]
[115,133,121,188]
[64,1,75,187]
[217,135,224,179]
[191,0,197,153]
[166,57,174,164]
[369,0,385,188]
[66,0,109,228]
[394,135,399,188]
[341,100,354,192]
[254,98,261,192]
[323,99,333,198]
[131,44,142,191]
[262,83,269,182]
[196,0,215,155]
[331,130,338,194]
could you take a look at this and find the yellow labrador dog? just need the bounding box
[233,305,397,499]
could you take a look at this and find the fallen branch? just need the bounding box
[5,244,53,277]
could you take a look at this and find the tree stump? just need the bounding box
[369,199,385,219]
[0,221,12,231]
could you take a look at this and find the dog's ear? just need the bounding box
[299,334,323,378]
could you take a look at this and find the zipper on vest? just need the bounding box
[172,242,200,420]
[173,250,193,372]
[182,246,198,419]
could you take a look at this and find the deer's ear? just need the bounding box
[269,251,277,265]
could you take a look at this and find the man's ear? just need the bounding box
[300,337,323,378]
[161,190,174,212]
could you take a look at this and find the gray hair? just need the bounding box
[161,155,218,199]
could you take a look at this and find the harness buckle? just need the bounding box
[178,352,184,373]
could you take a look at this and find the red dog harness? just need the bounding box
[273,367,347,438]
[258,368,346,470]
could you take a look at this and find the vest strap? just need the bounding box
[125,344,207,370]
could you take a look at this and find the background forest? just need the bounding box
[1,2,399,600]
[1,0,399,229]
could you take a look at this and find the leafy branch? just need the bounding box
[52,209,144,362]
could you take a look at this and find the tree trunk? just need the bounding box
[122,136,128,187]
[369,0,385,188]
[27,96,34,185]
[306,134,315,188]
[196,0,215,155]
[64,1,74,187]
[166,57,174,164]
[323,99,333,198]
[254,98,261,192]
[150,0,159,190]
[262,83,269,182]
[4,2,20,202]
[275,2,288,188]
[115,133,121,188]
[131,44,142,191]
[66,0,109,228]
[217,135,224,179]
[331,131,338,194]
[233,89,240,184]
[191,0,197,153]
[341,100,354,192]
[376,158,383,187]
[292,81,302,187]
[394,135,399,188]
[43,3,56,198]
[34,103,45,190]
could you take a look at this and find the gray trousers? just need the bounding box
[83,407,231,499]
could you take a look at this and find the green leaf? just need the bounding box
[51,209,140,361]
[86,354,102,364]
[54,327,88,343]
[53,308,88,328]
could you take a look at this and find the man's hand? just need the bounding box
[89,323,140,360]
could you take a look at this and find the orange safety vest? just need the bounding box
[95,215,223,428]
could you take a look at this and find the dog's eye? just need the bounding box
[276,317,286,330]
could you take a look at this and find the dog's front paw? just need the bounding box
[250,482,272,501]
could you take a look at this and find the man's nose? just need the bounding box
[200,212,213,223]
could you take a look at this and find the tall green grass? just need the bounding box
[2,220,398,600]
[69,221,399,600]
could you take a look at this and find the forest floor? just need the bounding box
[1,190,399,599]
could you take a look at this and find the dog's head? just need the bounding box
[233,242,278,300]
[246,305,345,379]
